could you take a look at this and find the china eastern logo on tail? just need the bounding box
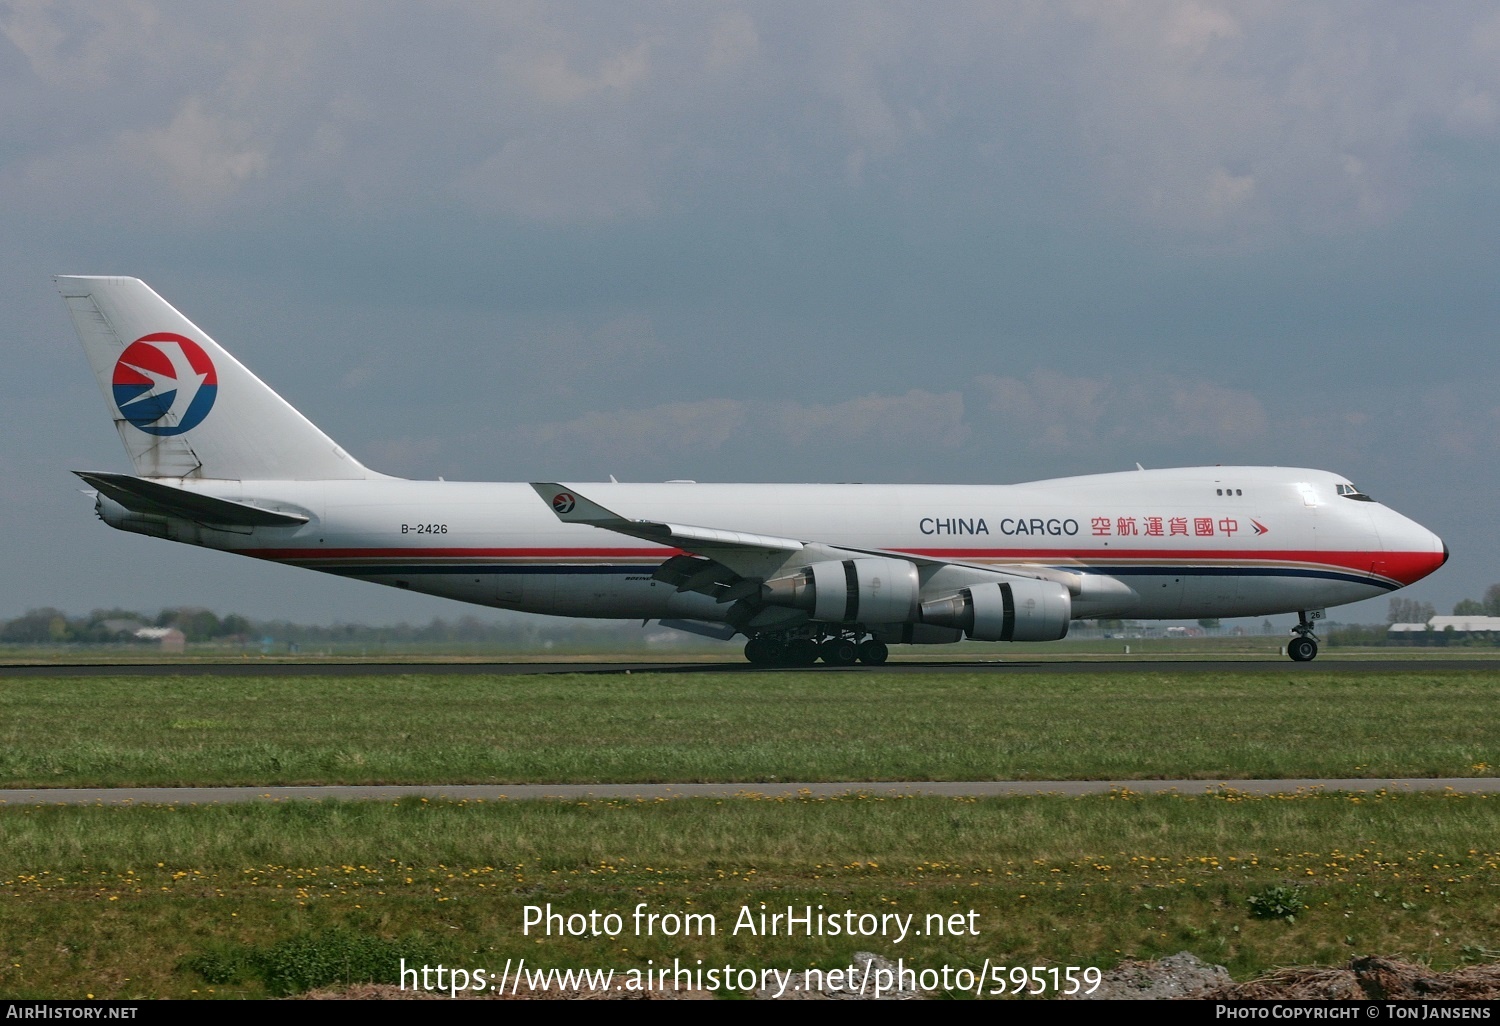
[110,333,217,435]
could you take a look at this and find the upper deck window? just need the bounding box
[1336,482,1375,502]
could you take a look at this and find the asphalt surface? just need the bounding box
[4,657,1499,677]
[2,778,1498,806]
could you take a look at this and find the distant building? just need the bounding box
[1428,616,1500,633]
[1388,616,1500,643]
[133,626,187,652]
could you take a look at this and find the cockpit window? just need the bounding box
[1336,483,1375,502]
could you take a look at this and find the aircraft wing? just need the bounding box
[531,483,805,552]
[76,471,310,527]
[529,482,811,585]
[528,482,1076,605]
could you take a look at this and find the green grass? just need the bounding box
[3,668,1497,999]
[1,670,1497,787]
[4,635,1493,663]
[2,792,1498,998]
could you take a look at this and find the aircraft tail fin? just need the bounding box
[57,276,380,480]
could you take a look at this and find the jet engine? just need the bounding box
[760,557,921,624]
[918,578,1072,642]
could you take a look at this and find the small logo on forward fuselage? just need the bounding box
[111,333,218,436]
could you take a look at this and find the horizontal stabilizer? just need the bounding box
[75,472,309,527]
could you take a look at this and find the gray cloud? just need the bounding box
[118,98,270,205]
[516,397,748,463]
[4,2,1496,620]
[498,389,966,471]
[772,390,968,449]
[6,3,1497,238]
[975,371,1267,453]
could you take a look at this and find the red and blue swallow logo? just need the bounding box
[111,333,218,436]
[552,493,576,514]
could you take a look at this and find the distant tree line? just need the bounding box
[1385,585,1500,626]
[1451,584,1500,618]
[1387,598,1436,624]
[0,607,657,648]
[0,607,252,644]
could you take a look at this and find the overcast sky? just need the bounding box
[3,2,1496,624]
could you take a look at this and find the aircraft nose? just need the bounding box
[1384,520,1447,586]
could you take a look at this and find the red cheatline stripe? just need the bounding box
[241,545,1442,583]
[252,545,1426,563]
[907,548,1442,574]
[909,547,1343,561]
[250,546,681,559]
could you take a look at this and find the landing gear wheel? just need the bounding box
[745,637,787,665]
[1287,636,1318,662]
[857,639,889,665]
[1287,609,1322,663]
[819,638,859,666]
[785,638,819,666]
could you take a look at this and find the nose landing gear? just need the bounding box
[1287,609,1324,662]
[1287,635,1318,662]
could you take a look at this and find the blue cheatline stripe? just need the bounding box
[315,564,662,577]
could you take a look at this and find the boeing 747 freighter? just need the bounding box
[58,276,1447,664]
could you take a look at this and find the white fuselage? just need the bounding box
[98,465,1447,627]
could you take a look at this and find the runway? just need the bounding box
[3,778,1498,806]
[4,657,1498,678]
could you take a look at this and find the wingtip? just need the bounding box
[530,482,588,520]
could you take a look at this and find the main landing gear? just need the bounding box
[744,631,889,667]
[1287,610,1322,662]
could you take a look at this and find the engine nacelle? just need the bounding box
[761,557,920,624]
[919,578,1072,642]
